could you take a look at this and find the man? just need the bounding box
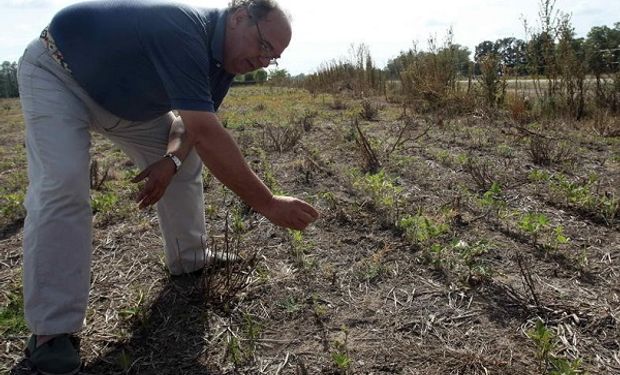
[17,0,319,373]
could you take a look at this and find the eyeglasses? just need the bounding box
[251,16,279,67]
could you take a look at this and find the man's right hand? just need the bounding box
[261,195,319,230]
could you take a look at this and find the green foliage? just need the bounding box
[331,351,352,370]
[0,290,27,335]
[0,61,19,98]
[527,320,585,375]
[356,254,385,283]
[254,69,268,83]
[529,320,554,363]
[397,30,470,113]
[226,335,243,365]
[528,169,551,182]
[231,206,247,234]
[268,68,291,86]
[118,289,146,321]
[398,213,449,243]
[116,349,133,371]
[518,212,550,237]
[331,326,352,371]
[550,173,619,223]
[91,191,119,214]
[0,191,25,220]
[456,240,492,282]
[479,182,508,217]
[477,54,506,108]
[352,169,404,224]
[517,211,572,250]
[277,296,302,314]
[288,229,314,267]
[419,240,492,283]
[242,313,262,355]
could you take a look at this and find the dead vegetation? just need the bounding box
[1,82,619,375]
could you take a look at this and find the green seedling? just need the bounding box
[331,325,351,371]
[398,213,449,243]
[518,212,550,244]
[527,320,584,375]
[91,191,119,214]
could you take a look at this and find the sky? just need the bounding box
[1,0,618,75]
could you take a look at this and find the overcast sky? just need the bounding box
[1,0,618,75]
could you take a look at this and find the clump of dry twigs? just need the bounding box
[259,122,303,153]
[201,208,259,309]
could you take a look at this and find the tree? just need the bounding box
[254,69,268,83]
[585,24,620,76]
[0,61,18,98]
[585,23,620,111]
[475,40,497,62]
[244,71,255,82]
[268,68,290,86]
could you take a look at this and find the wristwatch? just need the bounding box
[164,153,182,172]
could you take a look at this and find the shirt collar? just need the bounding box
[210,9,227,65]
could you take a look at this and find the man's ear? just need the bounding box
[229,7,250,30]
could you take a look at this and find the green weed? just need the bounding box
[331,325,352,371]
[0,290,27,335]
[0,191,25,220]
[398,213,449,244]
[455,240,493,283]
[226,334,243,365]
[91,191,119,214]
[550,173,618,223]
[528,169,551,183]
[527,320,584,375]
[288,229,314,268]
[277,296,303,315]
[242,313,262,356]
[116,349,133,371]
[518,212,550,244]
[352,169,404,225]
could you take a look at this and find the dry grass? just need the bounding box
[1,90,619,374]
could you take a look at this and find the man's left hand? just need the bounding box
[132,157,177,209]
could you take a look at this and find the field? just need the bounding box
[1,86,619,374]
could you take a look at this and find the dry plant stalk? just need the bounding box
[463,157,496,192]
[89,158,111,191]
[201,211,259,308]
[261,123,302,153]
[385,116,432,158]
[353,117,381,173]
[515,253,543,314]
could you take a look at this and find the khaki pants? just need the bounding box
[18,39,208,335]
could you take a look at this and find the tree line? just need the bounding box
[385,22,620,79]
[0,61,18,98]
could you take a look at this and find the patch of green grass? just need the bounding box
[0,290,28,335]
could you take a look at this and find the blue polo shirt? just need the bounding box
[49,0,235,121]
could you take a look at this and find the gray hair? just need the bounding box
[227,0,289,22]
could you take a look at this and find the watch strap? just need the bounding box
[164,153,182,172]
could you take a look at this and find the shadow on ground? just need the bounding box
[10,273,217,375]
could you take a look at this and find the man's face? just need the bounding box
[223,8,292,75]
